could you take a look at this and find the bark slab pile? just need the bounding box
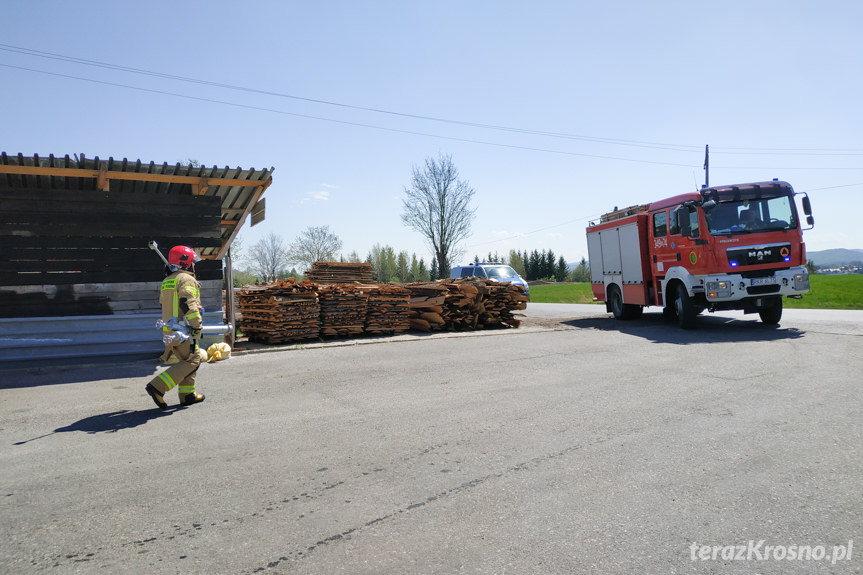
[236,277,527,345]
[405,278,527,332]
[235,279,320,344]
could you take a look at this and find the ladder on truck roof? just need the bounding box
[599,204,650,223]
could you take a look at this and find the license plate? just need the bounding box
[751,277,778,287]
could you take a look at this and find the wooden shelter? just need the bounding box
[0,152,273,366]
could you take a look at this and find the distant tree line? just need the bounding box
[469,250,590,283]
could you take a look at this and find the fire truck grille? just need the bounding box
[726,243,791,267]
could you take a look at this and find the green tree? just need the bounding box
[417,257,431,282]
[368,244,398,282]
[544,250,556,279]
[396,251,410,283]
[409,254,420,282]
[278,268,304,281]
[232,269,259,287]
[527,250,541,281]
[571,257,590,282]
[555,256,568,282]
[508,250,525,277]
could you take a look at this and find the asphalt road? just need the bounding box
[1,305,861,574]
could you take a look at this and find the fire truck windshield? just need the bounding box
[704,194,797,235]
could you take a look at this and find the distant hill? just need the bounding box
[807,248,863,267]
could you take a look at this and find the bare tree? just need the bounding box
[288,225,343,272]
[229,231,245,263]
[401,153,476,278]
[247,233,289,282]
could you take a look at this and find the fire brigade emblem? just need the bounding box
[780,246,790,258]
[689,251,697,264]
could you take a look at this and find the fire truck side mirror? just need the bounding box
[675,206,692,237]
[800,194,814,228]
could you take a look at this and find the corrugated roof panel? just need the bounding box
[0,152,274,259]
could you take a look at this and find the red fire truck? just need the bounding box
[586,180,814,328]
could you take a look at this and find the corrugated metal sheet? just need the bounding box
[0,311,226,369]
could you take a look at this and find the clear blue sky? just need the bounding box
[3,1,861,267]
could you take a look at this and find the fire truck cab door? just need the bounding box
[650,209,677,278]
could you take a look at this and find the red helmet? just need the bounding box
[168,245,201,270]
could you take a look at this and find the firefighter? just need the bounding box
[145,245,207,409]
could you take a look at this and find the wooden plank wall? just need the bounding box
[0,188,225,318]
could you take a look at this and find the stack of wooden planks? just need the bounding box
[406,278,527,331]
[236,275,527,344]
[318,284,369,337]
[364,283,411,335]
[304,261,376,284]
[236,279,321,343]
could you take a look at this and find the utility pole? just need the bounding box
[703,144,709,188]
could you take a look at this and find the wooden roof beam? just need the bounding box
[0,165,268,189]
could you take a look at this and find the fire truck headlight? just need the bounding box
[706,281,731,299]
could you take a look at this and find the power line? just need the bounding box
[2,43,862,157]
[5,61,862,174]
[801,182,863,192]
[0,43,699,151]
[0,62,703,168]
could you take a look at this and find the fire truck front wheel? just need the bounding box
[758,298,783,325]
[671,283,698,329]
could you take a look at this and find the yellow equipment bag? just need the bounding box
[206,342,232,362]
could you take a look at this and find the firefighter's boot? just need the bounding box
[146,383,168,410]
[181,393,205,407]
